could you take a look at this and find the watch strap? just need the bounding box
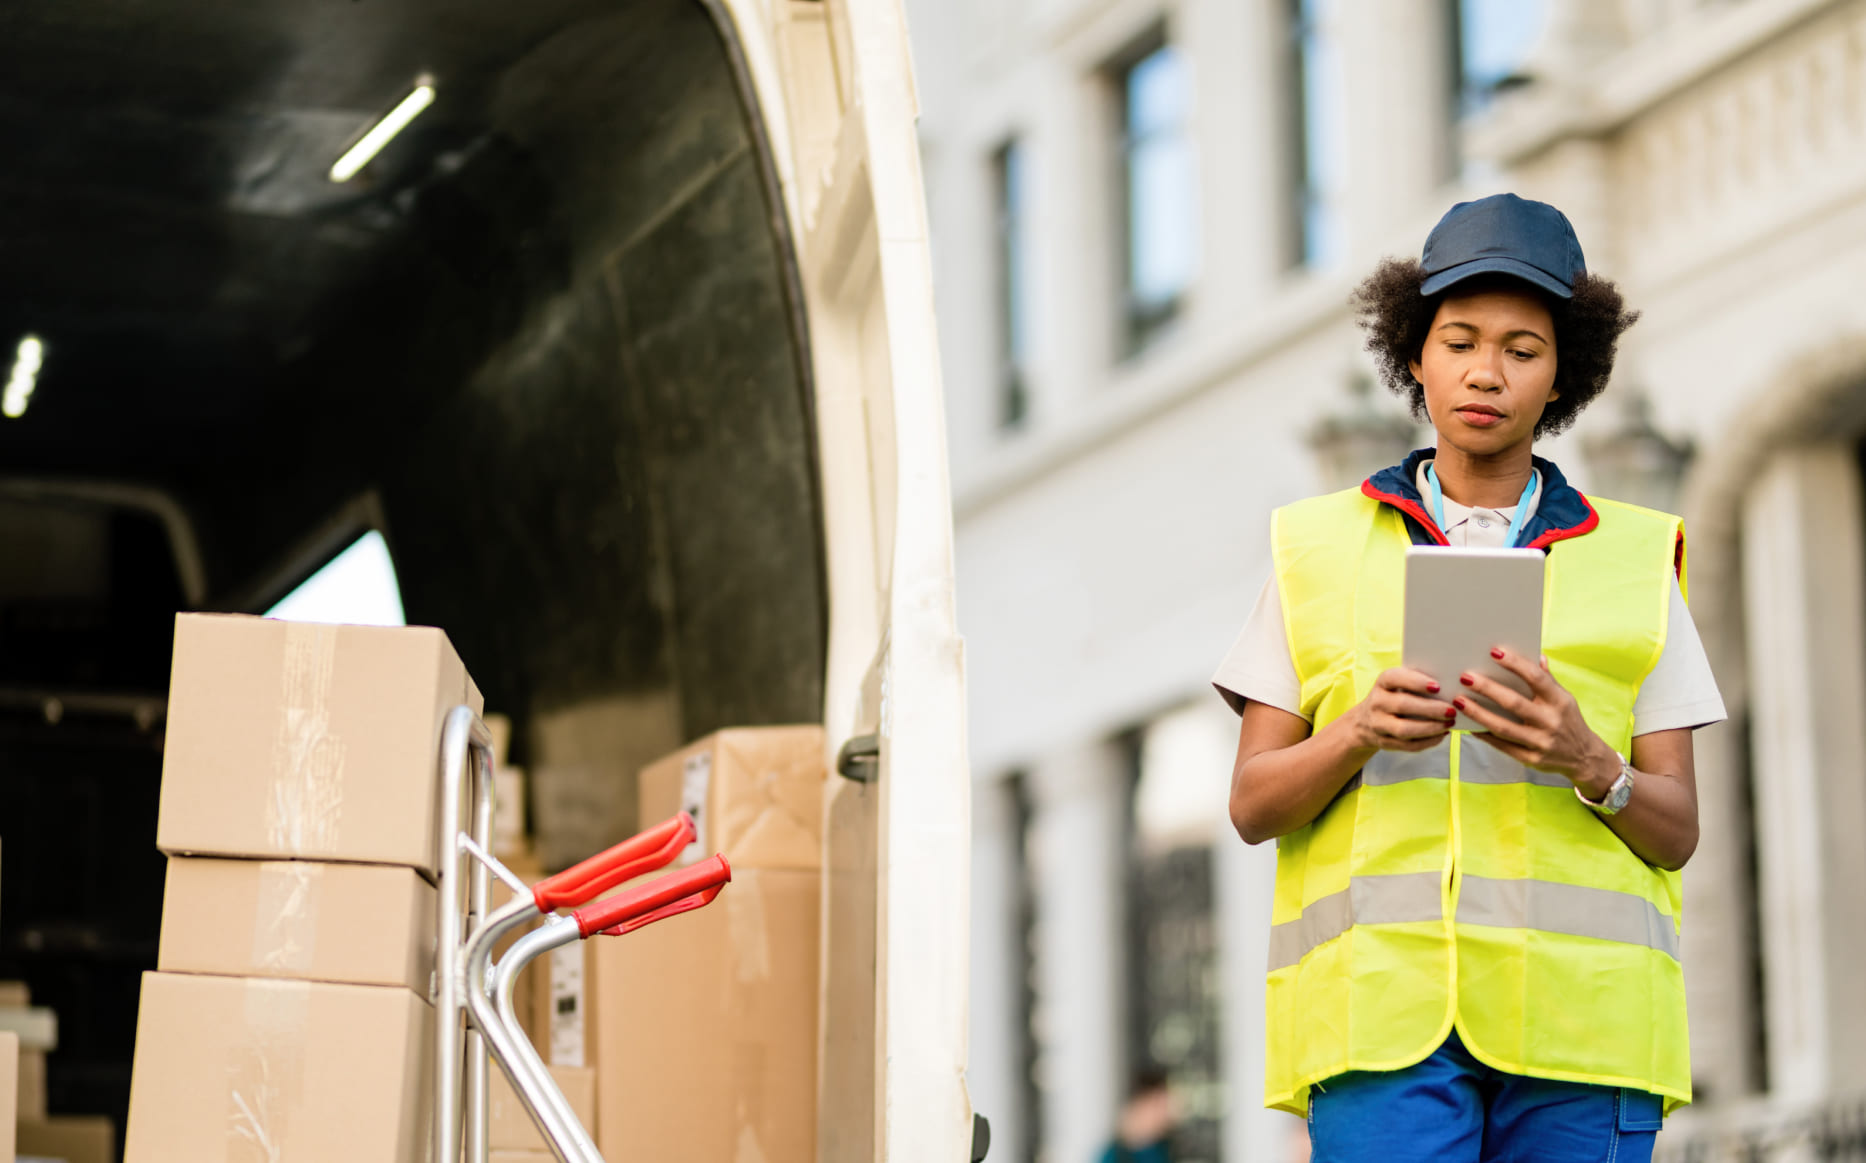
[1577,752,1634,815]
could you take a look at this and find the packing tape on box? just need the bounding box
[733,1039,770,1163]
[228,979,309,1161]
[726,880,771,984]
[253,862,321,974]
[269,623,347,855]
[734,1123,769,1163]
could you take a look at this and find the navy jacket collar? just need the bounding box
[1361,447,1599,550]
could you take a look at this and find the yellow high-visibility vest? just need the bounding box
[1265,485,1689,1116]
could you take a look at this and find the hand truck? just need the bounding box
[431,706,732,1163]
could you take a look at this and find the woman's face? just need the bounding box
[1408,284,1558,458]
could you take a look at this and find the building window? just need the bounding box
[1007,771,1043,1163]
[1286,0,1345,269]
[993,140,1031,430]
[1457,0,1548,116]
[265,530,406,627]
[1124,709,1228,1163]
[1113,34,1197,354]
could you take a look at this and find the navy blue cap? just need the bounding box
[1419,193,1585,300]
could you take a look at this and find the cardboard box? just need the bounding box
[484,714,530,858]
[644,727,824,871]
[489,844,594,1069]
[488,1064,595,1151]
[1,1031,15,1163]
[491,848,547,1049]
[157,615,483,874]
[536,942,594,1069]
[17,1117,111,1163]
[594,873,818,1163]
[0,1013,51,1054]
[125,972,431,1163]
[159,858,437,994]
[485,714,512,766]
[495,766,528,859]
[595,727,823,1163]
[15,1049,43,1124]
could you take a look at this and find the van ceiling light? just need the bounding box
[329,79,436,183]
[2,335,44,419]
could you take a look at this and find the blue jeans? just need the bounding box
[1307,1031,1664,1163]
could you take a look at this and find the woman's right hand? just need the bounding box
[1341,667,1455,753]
[1231,667,1453,844]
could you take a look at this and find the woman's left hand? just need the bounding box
[1454,647,1619,798]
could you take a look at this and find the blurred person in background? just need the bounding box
[1213,194,1726,1162]
[1098,1067,1179,1163]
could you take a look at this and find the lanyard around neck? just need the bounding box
[1425,461,1540,548]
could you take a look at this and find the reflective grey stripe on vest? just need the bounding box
[1268,871,1679,972]
[1359,736,1571,789]
[1456,875,1680,961]
[1457,743,1572,789]
[1361,742,1449,786]
[1267,870,1443,971]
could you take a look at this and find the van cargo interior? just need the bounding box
[0,0,826,1138]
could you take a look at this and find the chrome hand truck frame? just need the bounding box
[431,706,731,1163]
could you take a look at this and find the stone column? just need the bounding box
[970,776,1030,1163]
[1180,0,1290,321]
[1027,739,1131,1163]
[1030,62,1117,399]
[1740,445,1866,1099]
[1673,483,1762,1103]
[1337,0,1458,254]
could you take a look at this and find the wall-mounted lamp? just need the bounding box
[330,78,436,183]
[1581,390,1693,513]
[1307,372,1424,491]
[3,335,45,419]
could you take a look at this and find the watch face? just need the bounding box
[1606,772,1634,812]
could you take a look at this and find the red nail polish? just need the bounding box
[1444,707,1457,720]
[1453,698,1467,710]
[1426,681,1441,694]
[1460,675,1475,687]
[1490,648,1505,660]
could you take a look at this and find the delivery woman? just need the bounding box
[1212,194,1726,1163]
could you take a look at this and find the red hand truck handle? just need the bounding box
[570,854,732,939]
[599,884,726,937]
[531,812,696,913]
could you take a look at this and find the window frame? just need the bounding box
[1108,25,1194,356]
[1283,0,1345,271]
[234,491,400,617]
[991,138,1031,432]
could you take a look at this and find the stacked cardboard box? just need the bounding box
[487,1062,596,1154]
[482,715,552,1052]
[483,714,529,860]
[1,976,97,1162]
[0,987,49,1131]
[593,727,825,1163]
[16,1116,112,1163]
[126,614,482,1163]
[2,1029,14,1163]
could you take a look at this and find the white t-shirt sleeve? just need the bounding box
[1630,574,1728,735]
[1211,574,1308,720]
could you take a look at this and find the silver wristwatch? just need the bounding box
[1577,752,1634,815]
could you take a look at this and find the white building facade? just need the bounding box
[906,0,1866,1160]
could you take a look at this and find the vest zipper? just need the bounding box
[1446,731,1462,1020]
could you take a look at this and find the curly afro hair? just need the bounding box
[1351,258,1640,438]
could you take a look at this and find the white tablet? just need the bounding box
[1402,546,1545,732]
